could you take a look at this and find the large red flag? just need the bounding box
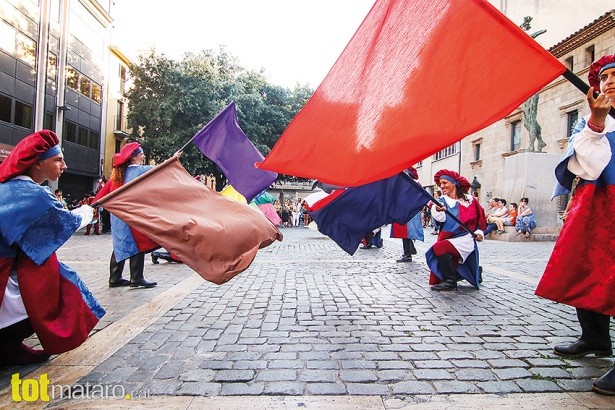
[258,0,566,186]
[96,155,283,285]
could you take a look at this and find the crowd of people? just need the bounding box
[273,198,311,228]
[483,196,536,238]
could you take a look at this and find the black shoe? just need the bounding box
[130,279,157,288]
[0,343,50,365]
[396,255,412,262]
[359,244,372,249]
[109,279,130,288]
[152,255,159,264]
[431,282,458,291]
[593,366,615,395]
[553,339,612,358]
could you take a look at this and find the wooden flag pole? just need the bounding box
[562,69,615,119]
[398,172,478,239]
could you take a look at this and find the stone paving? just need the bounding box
[1,226,614,408]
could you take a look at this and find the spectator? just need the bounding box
[515,197,537,238]
[495,202,518,233]
[484,198,508,236]
[54,189,68,209]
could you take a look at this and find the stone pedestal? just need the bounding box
[501,152,561,230]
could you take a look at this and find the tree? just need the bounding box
[124,49,312,189]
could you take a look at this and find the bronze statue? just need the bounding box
[522,93,546,152]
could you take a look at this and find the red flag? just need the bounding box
[258,0,566,186]
[96,155,283,285]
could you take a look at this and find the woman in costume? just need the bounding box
[535,54,615,396]
[94,142,158,288]
[426,170,486,291]
[391,167,424,262]
[0,130,104,365]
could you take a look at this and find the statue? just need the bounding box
[521,93,546,152]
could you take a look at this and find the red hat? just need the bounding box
[588,54,615,92]
[0,130,60,183]
[434,169,471,192]
[113,142,142,167]
[407,166,418,180]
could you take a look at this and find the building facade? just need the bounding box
[0,0,114,201]
[416,5,615,232]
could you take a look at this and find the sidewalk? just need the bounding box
[1,227,614,409]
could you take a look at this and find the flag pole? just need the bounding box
[398,172,478,238]
[562,69,615,119]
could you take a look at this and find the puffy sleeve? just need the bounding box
[1,182,81,265]
[566,117,612,181]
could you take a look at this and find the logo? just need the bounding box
[11,373,151,402]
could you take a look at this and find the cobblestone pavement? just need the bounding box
[1,226,614,408]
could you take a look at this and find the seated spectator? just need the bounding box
[485,198,508,236]
[515,197,537,238]
[495,202,518,233]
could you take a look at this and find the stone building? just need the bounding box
[416,7,615,235]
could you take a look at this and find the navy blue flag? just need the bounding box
[192,102,278,202]
[305,174,432,255]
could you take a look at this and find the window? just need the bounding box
[89,131,99,150]
[14,101,33,129]
[435,143,459,160]
[63,121,77,143]
[585,45,595,66]
[116,100,124,130]
[567,110,578,139]
[91,82,102,104]
[119,65,127,94]
[79,76,91,98]
[44,112,54,130]
[47,54,57,82]
[66,66,79,90]
[474,143,481,161]
[510,120,521,151]
[564,56,574,71]
[0,21,15,53]
[0,94,11,123]
[78,127,89,146]
[16,33,36,66]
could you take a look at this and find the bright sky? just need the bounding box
[111,1,376,89]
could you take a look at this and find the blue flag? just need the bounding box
[307,174,431,255]
[192,102,278,202]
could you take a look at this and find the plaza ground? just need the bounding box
[0,226,613,409]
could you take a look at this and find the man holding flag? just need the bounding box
[94,142,159,289]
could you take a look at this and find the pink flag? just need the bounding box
[96,155,283,285]
[258,0,566,186]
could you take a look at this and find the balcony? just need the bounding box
[113,115,130,138]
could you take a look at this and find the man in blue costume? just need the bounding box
[0,130,105,365]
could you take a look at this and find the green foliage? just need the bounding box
[124,48,313,187]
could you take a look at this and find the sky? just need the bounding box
[111,1,376,89]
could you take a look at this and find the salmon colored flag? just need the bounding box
[96,155,283,285]
[258,0,566,186]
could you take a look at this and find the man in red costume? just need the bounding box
[536,54,615,395]
[0,130,105,365]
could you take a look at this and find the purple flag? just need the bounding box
[192,102,278,202]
